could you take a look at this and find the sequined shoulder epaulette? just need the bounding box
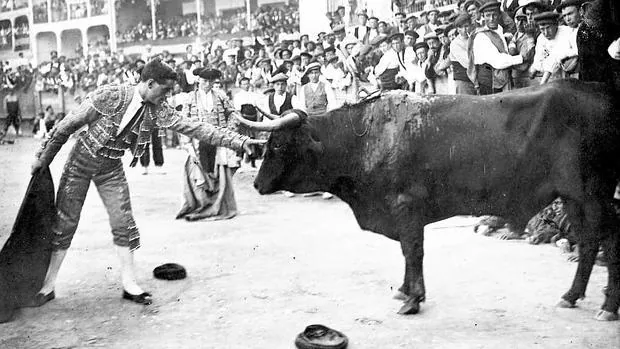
[89,84,133,117]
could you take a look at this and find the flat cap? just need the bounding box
[479,0,501,13]
[556,0,584,11]
[270,72,289,83]
[454,13,472,27]
[413,42,430,51]
[533,11,560,23]
[389,32,404,42]
[463,0,481,9]
[332,24,346,33]
[424,31,439,41]
[257,57,271,66]
[304,62,322,76]
[404,30,419,40]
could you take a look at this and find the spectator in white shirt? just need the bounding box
[469,0,523,94]
[530,12,578,84]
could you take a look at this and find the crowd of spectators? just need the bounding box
[117,4,300,44]
[1,0,28,13]
[118,15,200,43]
[21,0,594,105]
[33,0,48,24]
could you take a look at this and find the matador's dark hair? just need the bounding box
[140,57,178,84]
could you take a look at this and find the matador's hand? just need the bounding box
[242,138,267,157]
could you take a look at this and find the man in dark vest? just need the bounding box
[467,0,524,95]
[450,14,477,94]
[298,62,337,116]
[266,73,296,115]
[28,59,264,308]
[351,10,370,44]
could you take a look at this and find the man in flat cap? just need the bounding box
[262,73,301,116]
[557,0,584,29]
[351,10,370,44]
[464,0,483,27]
[530,11,579,83]
[298,62,338,115]
[367,16,380,43]
[509,6,539,88]
[468,0,524,94]
[333,24,347,47]
[393,12,407,33]
[377,20,390,36]
[374,32,408,90]
[405,14,418,33]
[519,0,548,33]
[251,57,273,89]
[404,30,420,65]
[450,14,477,94]
[418,4,441,38]
[28,60,264,308]
[408,42,435,94]
[221,49,239,93]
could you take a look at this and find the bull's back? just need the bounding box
[407,80,616,222]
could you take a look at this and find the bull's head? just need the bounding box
[234,109,325,195]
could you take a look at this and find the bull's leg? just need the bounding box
[558,239,599,308]
[598,233,620,321]
[393,263,411,301]
[397,233,426,315]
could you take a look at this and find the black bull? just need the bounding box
[253,80,620,319]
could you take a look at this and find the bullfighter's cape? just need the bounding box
[0,168,55,323]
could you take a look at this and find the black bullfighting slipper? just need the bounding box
[122,291,152,305]
[22,291,55,308]
[294,324,348,349]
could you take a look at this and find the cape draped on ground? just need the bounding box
[0,167,55,323]
[176,153,237,222]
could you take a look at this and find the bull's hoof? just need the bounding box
[595,310,619,321]
[397,299,420,315]
[557,299,576,308]
[393,291,408,301]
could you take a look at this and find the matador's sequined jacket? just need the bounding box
[35,84,249,167]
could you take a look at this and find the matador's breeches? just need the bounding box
[53,141,140,251]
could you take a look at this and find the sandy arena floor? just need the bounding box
[0,137,618,349]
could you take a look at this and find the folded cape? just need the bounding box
[0,168,55,323]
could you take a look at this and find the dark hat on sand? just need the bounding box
[294,324,348,349]
[153,263,187,280]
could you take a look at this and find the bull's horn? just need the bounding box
[233,111,302,131]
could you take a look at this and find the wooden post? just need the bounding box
[246,0,251,31]
[196,0,201,37]
[108,0,117,52]
[151,0,156,41]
